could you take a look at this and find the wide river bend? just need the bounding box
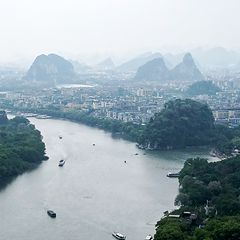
[0,117,215,240]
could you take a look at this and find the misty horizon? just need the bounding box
[1,46,240,70]
[1,0,240,66]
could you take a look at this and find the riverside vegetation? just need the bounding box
[5,98,240,155]
[154,156,240,240]
[0,111,46,184]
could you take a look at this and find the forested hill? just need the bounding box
[0,111,46,182]
[154,156,240,240]
[138,99,215,150]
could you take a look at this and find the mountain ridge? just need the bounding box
[134,53,204,82]
[24,53,77,84]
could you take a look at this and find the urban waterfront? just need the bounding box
[0,117,216,240]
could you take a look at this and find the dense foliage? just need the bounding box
[154,156,240,240]
[0,114,46,181]
[138,99,215,149]
[155,218,188,240]
[178,157,240,215]
[214,124,240,155]
[186,80,221,96]
[155,215,240,240]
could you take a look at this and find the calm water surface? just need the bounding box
[0,118,216,240]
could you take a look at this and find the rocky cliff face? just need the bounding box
[169,53,204,81]
[134,58,169,82]
[24,54,76,84]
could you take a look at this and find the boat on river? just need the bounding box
[145,235,153,240]
[47,210,56,218]
[112,232,126,240]
[167,172,180,178]
[58,159,65,167]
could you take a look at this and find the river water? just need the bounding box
[0,118,216,240]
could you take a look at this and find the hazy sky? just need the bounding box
[0,0,240,63]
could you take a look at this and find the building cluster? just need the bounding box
[0,85,175,124]
[1,81,240,126]
[193,90,240,127]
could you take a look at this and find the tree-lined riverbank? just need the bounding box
[0,111,46,184]
[6,99,240,156]
[154,156,240,240]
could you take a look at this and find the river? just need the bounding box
[0,117,216,240]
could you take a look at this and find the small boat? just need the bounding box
[58,159,65,167]
[167,172,180,178]
[112,232,126,240]
[93,143,95,146]
[59,136,62,139]
[145,235,153,240]
[135,153,139,155]
[47,210,56,218]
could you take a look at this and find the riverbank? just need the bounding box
[8,107,143,142]
[154,156,240,239]
[3,97,240,157]
[0,113,47,185]
[8,109,223,162]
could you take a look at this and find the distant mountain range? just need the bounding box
[134,53,204,82]
[191,47,240,69]
[22,47,240,85]
[24,54,77,84]
[134,58,169,82]
[169,53,204,81]
[70,60,92,73]
[117,52,162,72]
[94,58,115,70]
[117,48,240,73]
[163,47,240,70]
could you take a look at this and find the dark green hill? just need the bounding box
[138,99,215,149]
